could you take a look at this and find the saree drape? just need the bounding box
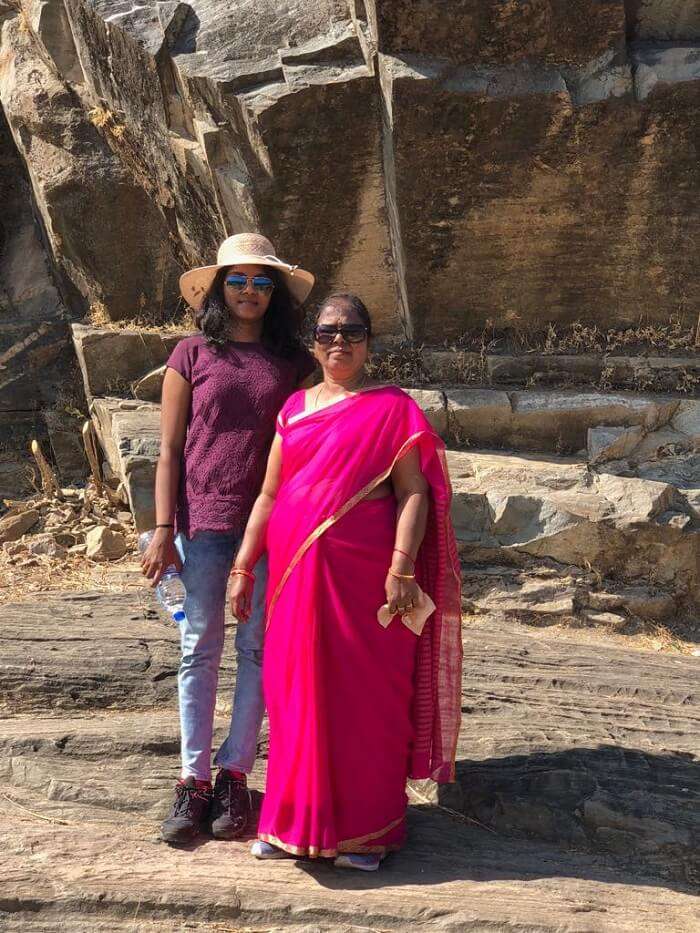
[257,386,462,857]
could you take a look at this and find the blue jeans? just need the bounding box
[175,531,266,781]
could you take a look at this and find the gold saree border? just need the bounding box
[258,814,406,858]
[265,431,426,629]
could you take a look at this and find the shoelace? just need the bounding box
[216,775,246,813]
[172,783,210,817]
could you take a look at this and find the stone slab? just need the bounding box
[2,589,699,927]
[448,449,699,602]
[90,397,161,531]
[71,325,187,401]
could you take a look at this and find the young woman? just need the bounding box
[230,293,462,870]
[141,233,316,844]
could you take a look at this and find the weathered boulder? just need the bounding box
[85,526,127,560]
[628,1,700,41]
[444,387,680,453]
[0,509,40,544]
[588,424,644,463]
[0,105,78,498]
[71,324,184,400]
[403,388,447,433]
[450,450,699,603]
[446,388,512,447]
[373,0,627,65]
[27,533,68,559]
[383,48,699,339]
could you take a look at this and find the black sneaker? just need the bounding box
[210,769,251,840]
[161,777,212,845]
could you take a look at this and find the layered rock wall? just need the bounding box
[0,0,698,493]
[2,0,698,337]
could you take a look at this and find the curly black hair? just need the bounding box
[315,292,372,340]
[196,266,306,358]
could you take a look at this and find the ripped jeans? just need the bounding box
[175,530,267,781]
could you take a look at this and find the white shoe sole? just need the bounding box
[250,841,290,860]
[333,854,382,871]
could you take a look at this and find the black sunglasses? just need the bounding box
[224,273,275,295]
[314,324,368,345]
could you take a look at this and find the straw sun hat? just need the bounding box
[179,233,315,310]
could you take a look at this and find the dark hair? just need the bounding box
[315,292,372,339]
[196,266,305,358]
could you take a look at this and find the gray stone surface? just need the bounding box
[90,397,161,531]
[444,387,682,453]
[588,424,645,464]
[1,588,699,928]
[71,325,186,401]
[449,449,699,604]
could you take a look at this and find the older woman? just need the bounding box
[141,233,316,845]
[230,293,462,870]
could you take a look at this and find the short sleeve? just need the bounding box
[296,348,317,385]
[167,338,196,382]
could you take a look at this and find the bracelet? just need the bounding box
[388,567,416,580]
[231,567,256,582]
[393,547,415,565]
[156,523,174,529]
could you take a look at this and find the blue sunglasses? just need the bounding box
[224,273,275,294]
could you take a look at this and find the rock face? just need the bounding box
[449,449,699,604]
[0,106,77,499]
[0,0,699,486]
[91,397,161,531]
[1,589,698,929]
[0,0,698,338]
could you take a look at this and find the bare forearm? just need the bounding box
[393,491,428,571]
[235,493,276,570]
[154,449,181,525]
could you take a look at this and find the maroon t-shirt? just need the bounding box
[167,335,316,537]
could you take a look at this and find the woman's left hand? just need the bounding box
[385,572,421,616]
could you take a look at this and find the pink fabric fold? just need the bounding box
[258,386,462,856]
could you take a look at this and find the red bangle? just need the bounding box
[393,547,415,565]
[231,568,255,582]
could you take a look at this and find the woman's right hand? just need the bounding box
[141,527,182,587]
[229,574,254,623]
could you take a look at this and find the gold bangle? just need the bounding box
[231,567,255,582]
[388,567,415,580]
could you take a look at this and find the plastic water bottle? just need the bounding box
[138,530,186,623]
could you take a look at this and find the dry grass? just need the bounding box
[452,314,696,357]
[87,298,194,334]
[88,106,125,140]
[0,548,143,605]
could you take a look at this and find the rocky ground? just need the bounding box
[2,577,698,932]
[1,329,698,929]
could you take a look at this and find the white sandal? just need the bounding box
[333,852,383,871]
[250,840,291,860]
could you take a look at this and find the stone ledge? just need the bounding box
[71,324,188,402]
[449,449,699,603]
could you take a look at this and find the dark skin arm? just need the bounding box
[384,447,428,614]
[140,367,190,585]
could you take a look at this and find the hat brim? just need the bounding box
[179,255,315,310]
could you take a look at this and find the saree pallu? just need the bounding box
[258,386,462,857]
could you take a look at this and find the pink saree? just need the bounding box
[257,386,462,857]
